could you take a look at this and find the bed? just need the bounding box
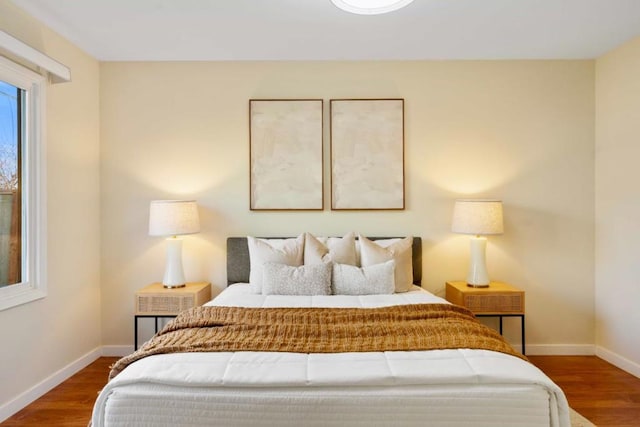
[92,235,570,427]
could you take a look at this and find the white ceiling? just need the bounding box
[12,0,640,61]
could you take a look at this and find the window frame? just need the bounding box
[0,56,47,311]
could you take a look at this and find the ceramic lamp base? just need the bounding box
[466,236,490,287]
[162,237,186,288]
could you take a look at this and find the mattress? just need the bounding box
[92,284,570,427]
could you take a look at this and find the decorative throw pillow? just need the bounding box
[358,235,413,293]
[262,262,332,296]
[332,260,395,295]
[304,232,357,265]
[247,235,304,294]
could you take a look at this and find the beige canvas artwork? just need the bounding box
[331,99,404,210]
[250,99,323,210]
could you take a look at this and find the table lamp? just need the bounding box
[149,200,200,288]
[451,199,504,287]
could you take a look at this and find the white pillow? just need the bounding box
[332,260,395,295]
[304,232,357,265]
[358,235,413,293]
[247,235,304,294]
[262,262,332,296]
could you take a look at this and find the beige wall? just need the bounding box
[595,36,640,373]
[0,1,101,412]
[100,60,595,351]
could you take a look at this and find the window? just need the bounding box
[0,80,21,286]
[0,56,46,310]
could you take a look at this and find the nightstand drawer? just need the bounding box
[135,282,211,315]
[463,293,523,313]
[136,294,195,314]
[445,281,525,314]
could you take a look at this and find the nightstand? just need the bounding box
[445,281,525,354]
[134,282,211,350]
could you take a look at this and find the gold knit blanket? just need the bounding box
[110,304,525,380]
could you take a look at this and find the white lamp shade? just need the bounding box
[451,199,504,236]
[149,200,200,237]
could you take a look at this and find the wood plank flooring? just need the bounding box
[2,356,639,426]
[529,356,640,427]
[1,357,118,427]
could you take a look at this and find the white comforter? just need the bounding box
[92,285,570,427]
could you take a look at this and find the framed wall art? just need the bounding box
[330,98,405,210]
[249,99,323,210]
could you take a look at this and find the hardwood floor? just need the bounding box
[529,356,640,427]
[2,356,639,426]
[1,357,118,427]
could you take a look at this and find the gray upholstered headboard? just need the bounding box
[226,236,422,286]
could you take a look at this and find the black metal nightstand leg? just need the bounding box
[134,316,138,351]
[521,315,526,355]
[134,315,178,351]
[477,314,526,355]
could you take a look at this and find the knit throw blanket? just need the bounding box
[110,304,525,380]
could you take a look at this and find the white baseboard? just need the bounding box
[596,346,640,379]
[0,347,102,423]
[101,345,134,357]
[524,344,595,355]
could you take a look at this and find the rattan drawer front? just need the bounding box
[464,293,523,314]
[445,281,525,315]
[134,282,211,316]
[136,295,194,315]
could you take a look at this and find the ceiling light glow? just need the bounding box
[331,0,416,15]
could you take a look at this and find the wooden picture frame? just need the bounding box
[330,99,405,210]
[249,99,324,210]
